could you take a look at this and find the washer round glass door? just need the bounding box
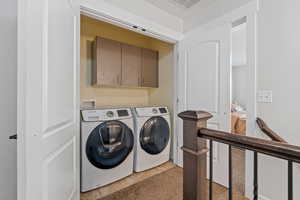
[140,116,170,155]
[86,121,134,169]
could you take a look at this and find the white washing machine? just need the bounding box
[81,108,134,192]
[132,106,171,172]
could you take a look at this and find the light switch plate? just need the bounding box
[257,90,273,103]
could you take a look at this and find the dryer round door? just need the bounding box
[86,121,134,169]
[140,116,170,155]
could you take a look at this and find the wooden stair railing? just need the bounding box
[256,117,293,200]
[256,117,287,143]
[178,111,300,200]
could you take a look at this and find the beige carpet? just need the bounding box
[85,167,248,200]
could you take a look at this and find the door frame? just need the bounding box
[18,1,182,200]
[17,1,26,199]
[79,2,182,164]
[79,0,183,44]
[174,0,260,198]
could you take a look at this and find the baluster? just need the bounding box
[228,145,233,200]
[253,152,258,200]
[288,160,293,200]
[209,140,213,200]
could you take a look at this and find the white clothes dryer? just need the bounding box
[132,106,171,172]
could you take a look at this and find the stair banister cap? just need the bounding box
[178,110,213,121]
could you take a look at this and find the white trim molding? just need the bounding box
[259,195,271,200]
[175,1,260,199]
[79,0,182,167]
[80,0,184,43]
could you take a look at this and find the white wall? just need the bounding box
[232,67,248,108]
[183,0,252,32]
[184,0,300,199]
[256,1,300,199]
[232,23,247,66]
[0,0,17,200]
[232,23,247,108]
[103,0,183,33]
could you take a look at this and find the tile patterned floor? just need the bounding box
[81,163,248,200]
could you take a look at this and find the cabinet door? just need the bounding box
[95,37,122,86]
[122,44,142,87]
[141,49,159,88]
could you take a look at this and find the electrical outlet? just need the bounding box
[81,99,96,109]
[257,91,273,103]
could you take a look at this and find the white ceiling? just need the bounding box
[144,0,216,18]
[172,0,201,8]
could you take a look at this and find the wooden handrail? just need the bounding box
[178,110,298,200]
[256,117,287,143]
[199,128,300,163]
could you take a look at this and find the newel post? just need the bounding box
[178,110,213,200]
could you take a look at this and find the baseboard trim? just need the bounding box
[259,195,271,200]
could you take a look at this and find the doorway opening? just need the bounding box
[230,17,247,197]
[79,14,176,199]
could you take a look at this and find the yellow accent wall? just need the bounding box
[80,15,174,110]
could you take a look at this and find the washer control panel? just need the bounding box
[135,106,169,117]
[81,108,131,122]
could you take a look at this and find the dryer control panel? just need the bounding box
[134,106,169,117]
[81,108,132,122]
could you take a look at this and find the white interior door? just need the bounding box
[17,0,80,200]
[177,24,231,187]
[0,1,17,199]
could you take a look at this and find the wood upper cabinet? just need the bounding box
[92,37,159,88]
[93,37,122,86]
[141,48,159,88]
[121,44,142,87]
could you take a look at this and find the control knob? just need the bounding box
[152,108,158,114]
[106,111,114,118]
